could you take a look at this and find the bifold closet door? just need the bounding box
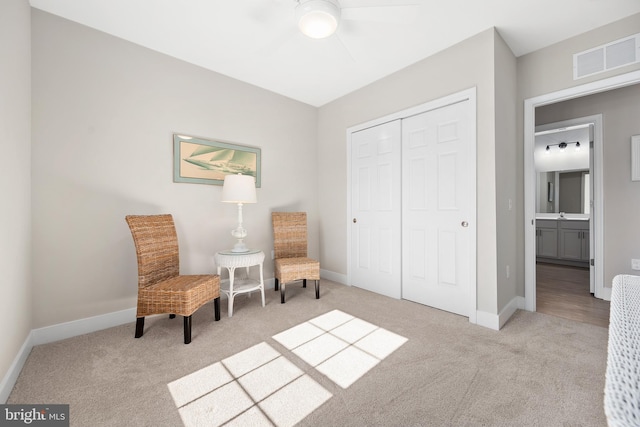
[350,120,402,299]
[401,100,473,316]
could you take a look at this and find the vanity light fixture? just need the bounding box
[545,141,581,153]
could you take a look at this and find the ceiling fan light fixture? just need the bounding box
[296,0,340,39]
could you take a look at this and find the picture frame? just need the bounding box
[173,134,261,187]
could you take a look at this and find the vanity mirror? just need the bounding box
[537,169,589,214]
[534,126,590,215]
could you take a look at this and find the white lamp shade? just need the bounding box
[296,0,340,39]
[221,173,257,203]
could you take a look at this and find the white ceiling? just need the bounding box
[29,0,640,107]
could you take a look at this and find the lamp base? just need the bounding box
[231,241,249,253]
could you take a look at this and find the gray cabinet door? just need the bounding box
[537,227,558,258]
[558,221,589,261]
[536,219,558,258]
[559,228,583,260]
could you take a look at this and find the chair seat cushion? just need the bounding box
[137,275,220,317]
[275,258,320,283]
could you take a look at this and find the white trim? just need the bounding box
[524,70,640,311]
[264,277,275,290]
[499,296,525,329]
[476,296,524,331]
[31,308,136,346]
[532,114,603,301]
[346,87,478,325]
[476,310,499,330]
[320,269,348,285]
[1,307,139,403]
[0,332,34,403]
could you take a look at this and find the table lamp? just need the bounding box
[222,173,257,252]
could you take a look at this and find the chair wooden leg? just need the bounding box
[214,297,221,321]
[303,279,307,288]
[315,280,320,299]
[184,316,192,344]
[169,314,176,319]
[275,278,279,291]
[135,317,144,338]
[281,282,286,304]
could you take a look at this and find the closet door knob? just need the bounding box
[353,218,357,223]
[461,221,469,227]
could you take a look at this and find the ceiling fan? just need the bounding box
[294,0,419,39]
[296,0,342,38]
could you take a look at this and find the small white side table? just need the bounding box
[214,249,265,317]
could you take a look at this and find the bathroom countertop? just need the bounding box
[535,214,590,221]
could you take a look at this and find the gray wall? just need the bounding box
[517,13,640,101]
[31,10,319,328]
[494,30,519,313]
[317,28,507,315]
[558,172,583,214]
[0,0,32,400]
[517,12,640,297]
[536,83,640,287]
[5,7,639,395]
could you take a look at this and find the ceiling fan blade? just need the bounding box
[247,0,293,25]
[340,4,420,24]
[252,26,301,58]
[334,32,357,61]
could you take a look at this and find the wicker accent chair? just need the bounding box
[125,214,221,344]
[271,212,320,303]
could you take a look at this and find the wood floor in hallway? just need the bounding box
[536,262,610,328]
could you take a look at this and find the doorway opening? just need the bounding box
[524,70,640,313]
[527,109,604,312]
[532,116,610,326]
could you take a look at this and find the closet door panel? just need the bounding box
[350,120,402,299]
[402,100,472,316]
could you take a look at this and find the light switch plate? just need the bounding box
[632,259,640,270]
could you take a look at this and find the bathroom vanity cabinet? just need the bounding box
[536,218,590,267]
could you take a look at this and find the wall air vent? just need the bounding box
[573,33,640,80]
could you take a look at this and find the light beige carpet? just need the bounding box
[8,280,609,426]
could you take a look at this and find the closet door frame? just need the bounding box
[346,87,477,324]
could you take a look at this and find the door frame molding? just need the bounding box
[524,70,640,311]
[346,87,477,323]
[533,114,602,298]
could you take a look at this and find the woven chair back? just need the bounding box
[125,214,180,288]
[272,212,308,259]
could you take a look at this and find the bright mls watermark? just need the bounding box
[0,405,68,426]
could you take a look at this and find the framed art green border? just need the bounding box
[173,134,261,187]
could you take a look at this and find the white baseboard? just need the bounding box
[475,296,525,331]
[320,269,347,285]
[1,307,138,403]
[475,310,500,330]
[1,282,520,402]
[0,332,34,403]
[31,308,137,346]
[499,296,525,329]
[0,275,321,402]
[599,285,612,301]
[0,308,136,403]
